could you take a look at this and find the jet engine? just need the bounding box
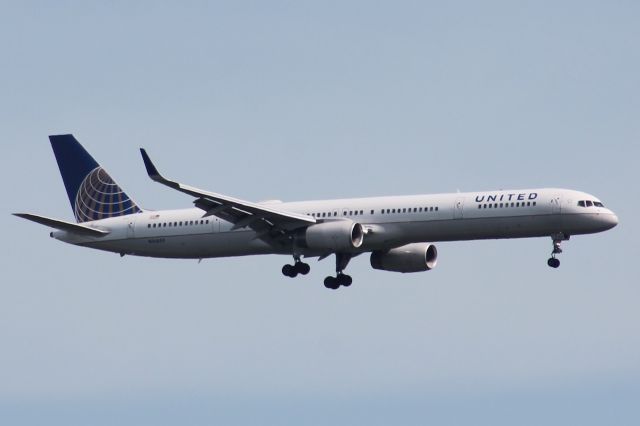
[298,220,364,251]
[370,243,438,273]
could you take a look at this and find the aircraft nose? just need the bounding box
[601,211,619,230]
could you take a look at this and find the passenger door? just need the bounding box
[454,197,464,219]
[211,217,220,232]
[551,196,562,214]
[127,218,136,238]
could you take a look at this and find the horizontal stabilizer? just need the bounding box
[13,213,110,237]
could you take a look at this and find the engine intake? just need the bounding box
[370,243,438,273]
[299,220,364,251]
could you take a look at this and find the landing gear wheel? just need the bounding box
[282,264,297,277]
[337,274,352,287]
[295,262,310,275]
[547,258,560,268]
[324,276,339,290]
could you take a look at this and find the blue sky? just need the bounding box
[1,1,639,425]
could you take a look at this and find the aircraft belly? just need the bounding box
[366,214,564,246]
[86,231,275,259]
[431,214,563,241]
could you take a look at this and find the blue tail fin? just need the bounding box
[49,134,142,223]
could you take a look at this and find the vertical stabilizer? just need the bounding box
[49,134,142,223]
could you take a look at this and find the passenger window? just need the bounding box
[478,205,482,209]
[489,204,492,208]
[429,207,433,212]
[532,202,536,206]
[435,207,439,211]
[147,224,151,228]
[334,212,337,216]
[499,203,503,208]
[419,207,423,212]
[370,210,374,214]
[511,202,515,207]
[484,204,487,208]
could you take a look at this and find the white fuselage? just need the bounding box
[52,188,618,259]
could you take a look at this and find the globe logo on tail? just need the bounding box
[74,167,141,222]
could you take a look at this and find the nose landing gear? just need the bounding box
[547,234,569,268]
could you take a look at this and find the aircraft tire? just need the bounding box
[547,258,560,268]
[324,276,339,290]
[282,264,297,277]
[296,262,311,275]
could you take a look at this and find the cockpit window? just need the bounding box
[578,200,605,208]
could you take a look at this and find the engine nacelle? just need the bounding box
[370,243,438,273]
[299,220,364,251]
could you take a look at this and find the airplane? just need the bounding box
[14,134,619,290]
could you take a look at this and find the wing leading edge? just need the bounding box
[139,149,316,235]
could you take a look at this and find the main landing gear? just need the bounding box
[282,259,311,278]
[547,234,569,269]
[324,253,353,290]
[281,253,355,290]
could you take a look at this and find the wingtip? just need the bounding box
[139,148,161,179]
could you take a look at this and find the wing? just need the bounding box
[13,213,110,237]
[139,149,315,238]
